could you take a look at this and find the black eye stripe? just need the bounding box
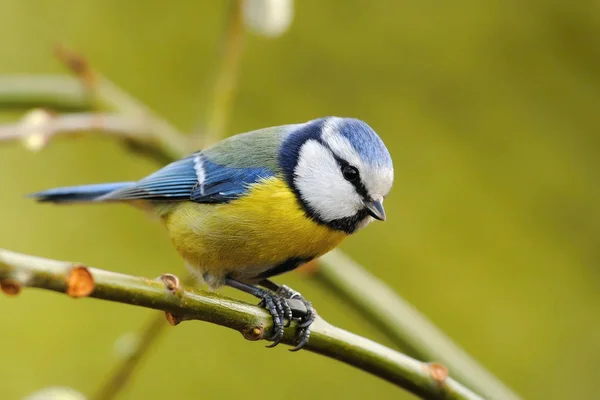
[317,139,370,199]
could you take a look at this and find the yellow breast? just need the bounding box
[161,176,347,285]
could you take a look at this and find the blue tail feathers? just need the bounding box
[29,182,136,203]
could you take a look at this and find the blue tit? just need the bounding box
[30,116,394,350]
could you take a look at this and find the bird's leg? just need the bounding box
[259,279,316,352]
[224,278,291,348]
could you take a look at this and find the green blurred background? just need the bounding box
[1,1,599,399]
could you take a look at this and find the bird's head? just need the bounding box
[280,117,394,234]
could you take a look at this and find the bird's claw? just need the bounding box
[276,285,315,351]
[257,291,287,347]
[256,285,316,350]
[290,325,311,352]
[288,296,314,351]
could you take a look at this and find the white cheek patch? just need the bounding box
[294,140,362,221]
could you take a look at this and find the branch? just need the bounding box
[318,251,520,400]
[92,310,171,400]
[0,74,92,111]
[0,248,482,400]
[53,44,190,160]
[0,112,140,141]
[92,274,197,400]
[0,71,185,163]
[0,110,172,164]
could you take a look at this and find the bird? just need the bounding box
[30,116,394,350]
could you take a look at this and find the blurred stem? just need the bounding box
[92,312,167,400]
[0,111,171,164]
[0,74,91,111]
[93,274,196,400]
[0,112,145,143]
[196,0,245,146]
[89,76,189,159]
[318,250,520,400]
[53,44,190,159]
[0,248,483,400]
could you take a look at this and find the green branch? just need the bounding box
[319,251,519,400]
[0,111,142,143]
[0,110,172,164]
[0,74,91,111]
[53,44,189,160]
[0,248,482,400]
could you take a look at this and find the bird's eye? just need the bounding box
[342,165,359,181]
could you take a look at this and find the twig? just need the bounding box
[0,74,91,111]
[92,313,168,400]
[53,44,190,159]
[92,274,196,400]
[318,251,520,400]
[0,111,173,164]
[198,0,246,146]
[0,248,483,400]
[0,112,143,142]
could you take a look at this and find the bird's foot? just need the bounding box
[276,285,316,351]
[256,289,292,348]
[224,278,315,350]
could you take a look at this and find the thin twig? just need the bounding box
[0,111,141,142]
[0,248,483,400]
[318,251,520,400]
[92,313,168,400]
[53,44,190,159]
[92,274,196,400]
[0,74,92,111]
[197,0,245,146]
[0,111,172,164]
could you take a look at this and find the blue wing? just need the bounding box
[100,153,275,203]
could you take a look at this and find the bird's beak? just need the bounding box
[364,198,386,221]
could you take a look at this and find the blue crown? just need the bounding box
[334,118,392,170]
